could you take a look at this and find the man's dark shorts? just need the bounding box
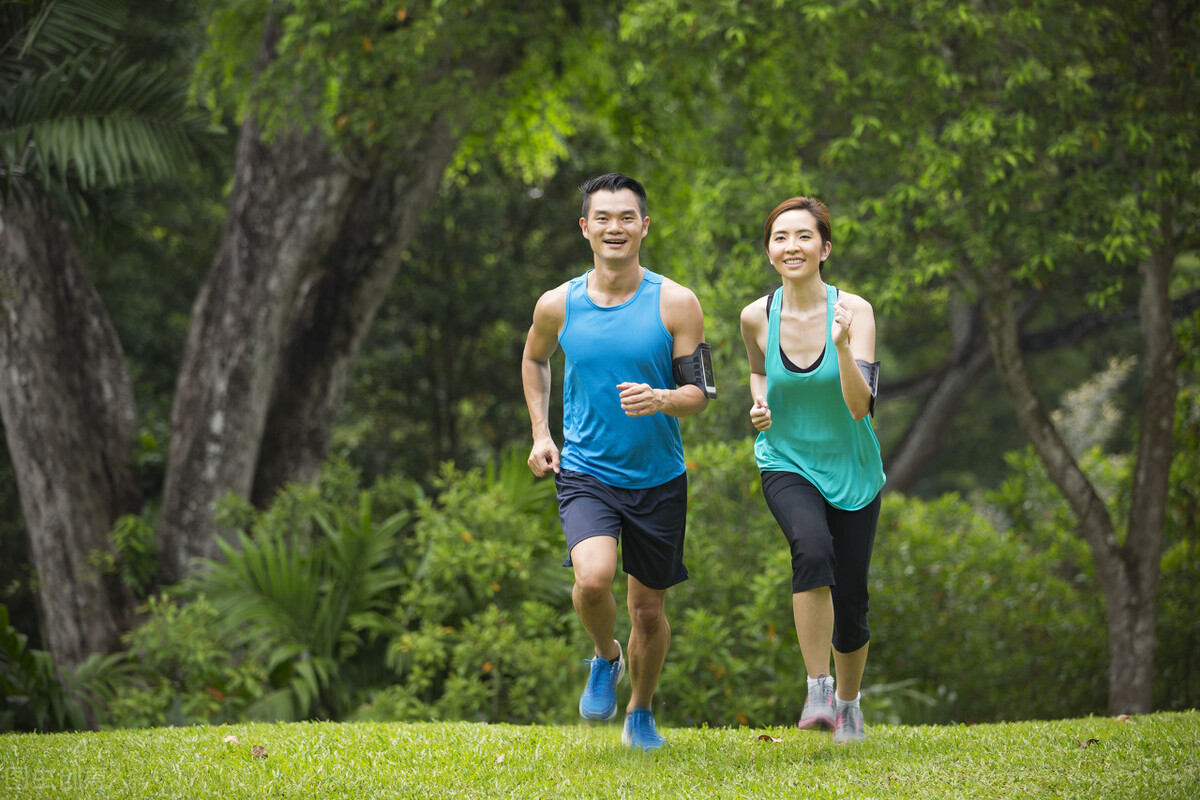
[555,469,689,590]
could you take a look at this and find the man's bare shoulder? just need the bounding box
[533,280,572,319]
[658,276,705,329]
[659,274,698,299]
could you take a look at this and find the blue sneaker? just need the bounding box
[579,642,624,720]
[621,707,666,751]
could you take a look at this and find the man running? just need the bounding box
[522,173,714,750]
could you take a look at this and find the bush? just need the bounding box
[0,604,82,732]
[0,605,129,732]
[870,493,1107,722]
[1157,349,1200,710]
[657,439,799,728]
[659,439,1108,728]
[105,594,267,728]
[185,466,415,722]
[356,454,581,724]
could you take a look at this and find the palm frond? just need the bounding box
[3,46,209,191]
[2,0,125,75]
[1,0,216,199]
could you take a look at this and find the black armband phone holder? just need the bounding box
[673,342,717,399]
[856,359,880,416]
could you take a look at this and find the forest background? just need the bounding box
[1,0,1197,733]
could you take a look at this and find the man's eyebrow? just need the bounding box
[590,207,640,217]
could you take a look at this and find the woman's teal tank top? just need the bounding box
[753,284,885,510]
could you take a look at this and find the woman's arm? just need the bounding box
[831,292,876,421]
[741,298,772,431]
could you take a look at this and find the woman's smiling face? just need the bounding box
[767,208,831,279]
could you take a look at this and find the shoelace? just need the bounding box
[583,656,615,691]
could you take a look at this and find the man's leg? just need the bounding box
[570,535,621,661]
[625,575,669,711]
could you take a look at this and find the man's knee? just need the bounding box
[628,595,666,632]
[573,571,614,603]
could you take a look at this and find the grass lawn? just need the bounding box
[1,711,1197,798]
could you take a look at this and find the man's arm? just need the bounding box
[522,286,566,476]
[618,279,709,418]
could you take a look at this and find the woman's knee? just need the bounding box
[832,602,870,653]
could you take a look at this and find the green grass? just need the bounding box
[1,712,1197,798]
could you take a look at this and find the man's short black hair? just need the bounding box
[579,173,647,219]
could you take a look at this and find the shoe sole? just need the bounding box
[580,704,618,721]
[797,714,835,731]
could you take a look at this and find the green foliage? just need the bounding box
[0,605,129,732]
[0,0,216,202]
[106,512,157,597]
[1157,537,1200,712]
[361,450,577,724]
[1156,311,1200,710]
[185,472,414,721]
[105,594,267,728]
[870,493,1107,722]
[661,439,1109,728]
[335,160,591,482]
[656,440,795,727]
[195,0,588,172]
[0,604,81,731]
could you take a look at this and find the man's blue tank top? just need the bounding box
[754,284,885,510]
[558,268,686,489]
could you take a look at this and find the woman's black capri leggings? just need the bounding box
[761,470,882,654]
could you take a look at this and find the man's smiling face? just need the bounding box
[580,188,650,265]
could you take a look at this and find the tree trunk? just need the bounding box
[980,253,1172,714]
[251,116,460,505]
[160,1,577,576]
[882,290,1199,494]
[885,290,993,493]
[0,191,141,667]
[155,109,356,583]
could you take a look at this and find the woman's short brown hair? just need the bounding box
[762,196,832,252]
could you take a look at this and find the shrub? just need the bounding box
[185,479,413,721]
[357,454,581,724]
[0,605,128,732]
[870,493,1107,722]
[660,439,1108,728]
[659,439,803,728]
[0,604,82,732]
[105,594,267,728]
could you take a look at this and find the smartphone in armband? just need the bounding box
[674,343,717,399]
